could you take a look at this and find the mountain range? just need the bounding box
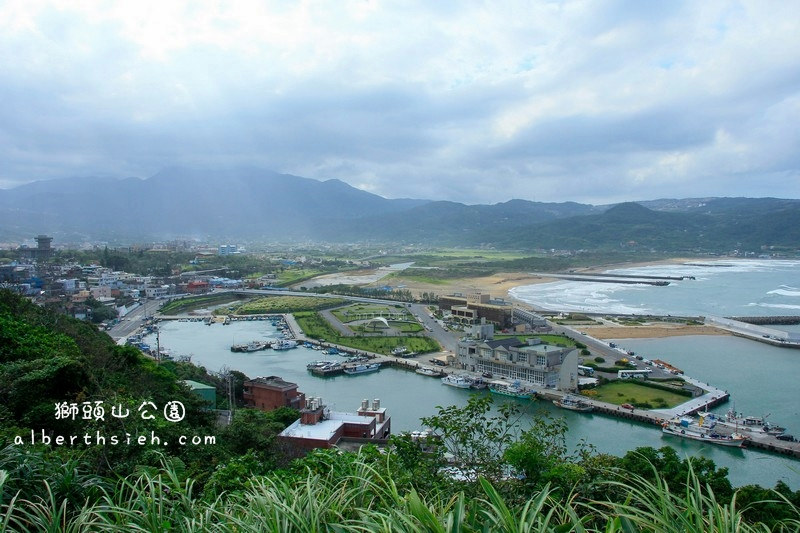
[1,168,798,252]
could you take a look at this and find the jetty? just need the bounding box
[705,315,800,349]
[531,272,681,286]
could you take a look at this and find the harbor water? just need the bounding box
[149,316,800,490]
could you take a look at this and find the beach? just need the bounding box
[370,257,732,339]
[577,324,729,339]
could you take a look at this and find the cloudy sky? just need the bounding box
[1,0,799,205]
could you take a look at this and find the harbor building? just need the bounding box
[439,292,513,327]
[456,337,579,391]
[279,398,392,450]
[243,376,306,411]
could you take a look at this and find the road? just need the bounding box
[107,297,167,341]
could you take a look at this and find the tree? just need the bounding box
[504,412,587,495]
[613,446,733,499]
[420,395,522,483]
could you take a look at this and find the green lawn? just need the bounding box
[159,293,244,314]
[494,334,577,347]
[229,296,346,314]
[295,312,440,355]
[331,303,412,323]
[586,380,688,409]
[350,321,423,334]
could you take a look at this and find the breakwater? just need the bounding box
[532,273,671,286]
[731,316,800,325]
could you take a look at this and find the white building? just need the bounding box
[456,337,579,390]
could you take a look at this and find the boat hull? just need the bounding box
[343,364,380,375]
[662,426,747,448]
[553,399,593,412]
[489,387,532,399]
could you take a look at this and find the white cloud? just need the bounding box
[0,0,799,204]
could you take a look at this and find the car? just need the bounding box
[776,434,796,442]
[620,403,635,410]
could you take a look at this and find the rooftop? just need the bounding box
[245,376,298,390]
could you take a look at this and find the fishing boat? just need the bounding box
[416,367,445,377]
[343,363,381,375]
[441,375,473,389]
[700,409,787,436]
[489,381,534,399]
[553,395,593,412]
[307,360,339,369]
[469,377,488,390]
[272,340,298,350]
[231,341,268,352]
[662,416,747,448]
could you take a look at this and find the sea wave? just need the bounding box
[509,281,650,314]
[608,259,800,279]
[750,303,800,311]
[766,286,800,297]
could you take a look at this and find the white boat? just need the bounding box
[273,340,298,350]
[700,409,786,436]
[489,380,532,399]
[307,360,340,369]
[416,367,444,377]
[343,363,381,375]
[662,416,747,448]
[469,377,488,390]
[553,395,593,412]
[441,375,473,388]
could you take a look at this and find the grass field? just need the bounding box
[350,321,424,334]
[331,303,411,323]
[585,380,688,409]
[295,311,440,355]
[159,293,244,314]
[229,296,346,314]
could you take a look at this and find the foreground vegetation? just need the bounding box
[3,449,798,532]
[2,289,800,531]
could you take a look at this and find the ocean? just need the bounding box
[509,259,800,318]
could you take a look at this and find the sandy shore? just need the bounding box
[388,257,699,302]
[380,257,731,339]
[580,325,729,340]
[384,271,556,300]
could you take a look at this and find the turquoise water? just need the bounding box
[149,317,800,490]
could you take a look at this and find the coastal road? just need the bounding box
[107,297,166,341]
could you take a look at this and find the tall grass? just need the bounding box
[1,454,797,532]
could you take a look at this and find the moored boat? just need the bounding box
[553,395,593,412]
[273,340,298,350]
[231,341,269,352]
[489,380,534,399]
[469,377,488,390]
[441,375,473,388]
[700,409,787,436]
[343,363,381,375]
[662,416,747,448]
[416,367,445,377]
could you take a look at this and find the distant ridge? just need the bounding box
[1,168,798,251]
